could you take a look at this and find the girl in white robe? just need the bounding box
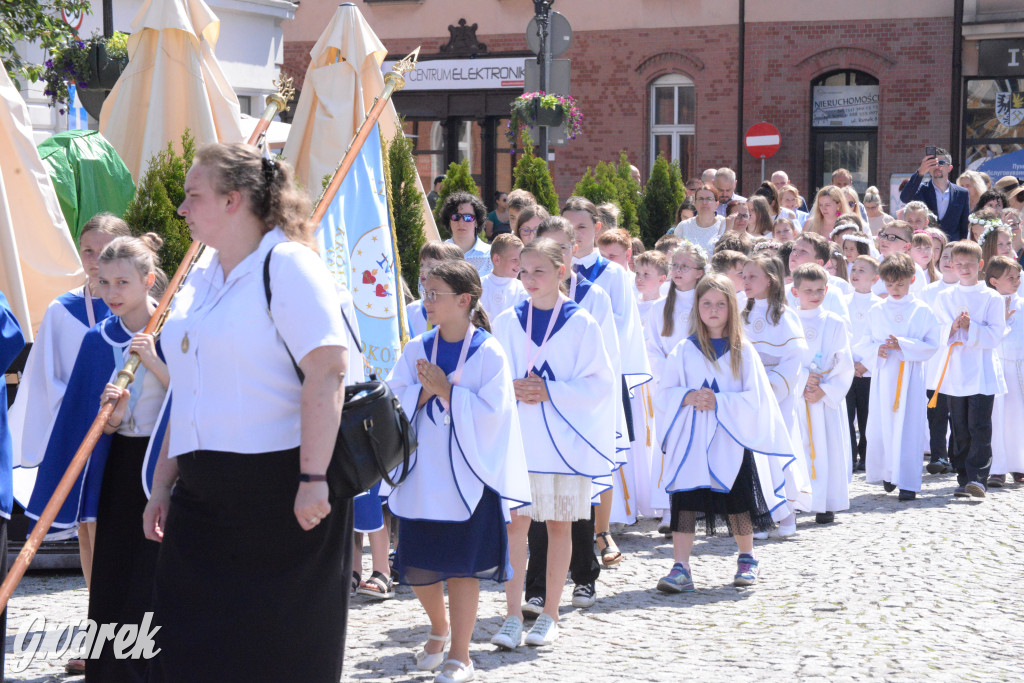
[491,238,618,649]
[537,216,631,565]
[646,242,705,513]
[387,260,530,682]
[741,255,811,535]
[853,255,940,499]
[985,257,1024,485]
[654,275,797,593]
[792,264,855,520]
[8,214,129,610]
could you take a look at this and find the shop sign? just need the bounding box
[812,85,879,127]
[979,40,1024,76]
[381,57,525,91]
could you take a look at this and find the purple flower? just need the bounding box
[45,59,53,68]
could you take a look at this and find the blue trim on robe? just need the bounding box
[514,298,581,350]
[56,289,110,328]
[420,327,487,426]
[0,291,27,517]
[572,275,594,305]
[26,317,164,536]
[574,256,611,285]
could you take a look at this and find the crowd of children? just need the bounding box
[366,182,1024,682]
[9,176,1024,683]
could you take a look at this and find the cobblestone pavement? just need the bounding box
[6,471,1023,682]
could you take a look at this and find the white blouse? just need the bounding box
[161,228,349,457]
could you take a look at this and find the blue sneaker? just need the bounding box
[734,553,759,586]
[657,563,694,593]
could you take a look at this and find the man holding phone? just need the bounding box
[899,146,970,241]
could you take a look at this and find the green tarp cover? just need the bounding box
[37,130,135,243]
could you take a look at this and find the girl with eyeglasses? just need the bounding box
[387,260,530,683]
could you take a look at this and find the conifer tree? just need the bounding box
[386,128,426,287]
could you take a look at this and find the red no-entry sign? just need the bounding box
[745,122,781,159]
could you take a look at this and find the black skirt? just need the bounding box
[87,434,160,683]
[146,448,353,683]
[669,450,773,536]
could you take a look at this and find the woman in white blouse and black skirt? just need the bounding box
[142,143,351,682]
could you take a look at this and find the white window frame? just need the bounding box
[649,73,696,173]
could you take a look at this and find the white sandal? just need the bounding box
[435,657,475,683]
[414,630,450,671]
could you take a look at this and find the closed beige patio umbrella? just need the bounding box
[99,0,243,181]
[283,3,439,241]
[0,61,84,341]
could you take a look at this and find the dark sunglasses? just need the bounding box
[449,213,475,222]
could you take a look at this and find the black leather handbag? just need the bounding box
[264,246,415,500]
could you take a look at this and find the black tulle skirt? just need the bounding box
[669,450,773,536]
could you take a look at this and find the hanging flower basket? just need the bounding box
[42,32,129,117]
[506,91,583,151]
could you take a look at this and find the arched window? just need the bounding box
[649,74,695,179]
[810,69,879,194]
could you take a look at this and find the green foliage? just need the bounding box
[122,130,196,272]
[639,153,683,247]
[1,0,93,90]
[512,140,559,215]
[668,160,687,206]
[571,152,642,237]
[386,128,427,288]
[433,159,479,239]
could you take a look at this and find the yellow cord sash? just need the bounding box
[892,361,905,412]
[927,342,963,409]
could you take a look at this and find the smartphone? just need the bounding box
[925,145,936,158]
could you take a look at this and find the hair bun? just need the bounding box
[138,231,164,255]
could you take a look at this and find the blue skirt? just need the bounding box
[353,481,384,533]
[394,487,511,586]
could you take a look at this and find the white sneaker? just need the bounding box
[524,613,558,646]
[752,530,769,540]
[434,658,475,683]
[490,615,523,650]
[776,522,797,538]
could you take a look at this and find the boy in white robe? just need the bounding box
[792,263,855,522]
[872,220,928,298]
[480,234,528,323]
[405,242,465,338]
[854,254,940,501]
[921,244,959,474]
[983,257,1024,487]
[845,255,882,472]
[930,240,1007,498]
[634,251,668,335]
[787,233,851,329]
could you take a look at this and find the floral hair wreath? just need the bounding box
[842,233,873,246]
[753,239,781,252]
[977,221,1006,247]
[684,238,709,263]
[829,222,860,240]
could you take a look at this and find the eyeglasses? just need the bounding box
[519,227,537,236]
[449,213,475,223]
[695,197,717,203]
[936,160,950,167]
[878,232,908,243]
[731,213,750,220]
[423,290,461,303]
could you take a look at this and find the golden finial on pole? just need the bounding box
[383,47,421,93]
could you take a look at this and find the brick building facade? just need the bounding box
[282,1,1019,227]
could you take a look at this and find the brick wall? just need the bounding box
[283,16,952,208]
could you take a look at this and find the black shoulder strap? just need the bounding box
[263,243,366,383]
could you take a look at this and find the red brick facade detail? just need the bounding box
[283,17,953,206]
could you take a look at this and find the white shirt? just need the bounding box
[446,237,492,278]
[672,216,726,256]
[933,181,952,220]
[480,273,528,322]
[161,229,349,457]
